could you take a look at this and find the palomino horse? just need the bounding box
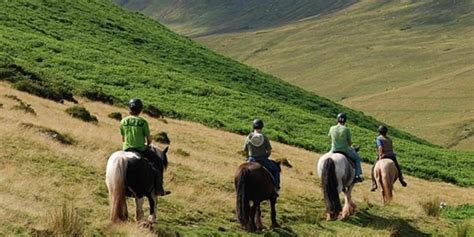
[105,145,168,224]
[374,159,398,204]
[317,152,357,220]
[234,159,292,232]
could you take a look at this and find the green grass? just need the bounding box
[195,0,474,151]
[0,0,473,186]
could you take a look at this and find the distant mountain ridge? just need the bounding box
[114,0,357,36]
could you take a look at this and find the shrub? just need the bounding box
[144,104,164,118]
[107,112,122,121]
[20,123,75,145]
[153,132,170,144]
[4,94,21,102]
[47,203,83,237]
[79,86,117,104]
[420,197,441,217]
[65,106,98,123]
[14,79,76,103]
[176,148,190,157]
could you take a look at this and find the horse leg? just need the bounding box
[270,197,280,228]
[347,185,357,215]
[135,197,145,222]
[341,185,356,219]
[255,203,264,231]
[147,195,157,224]
[248,201,258,232]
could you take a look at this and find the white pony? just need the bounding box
[106,145,168,225]
[317,152,357,220]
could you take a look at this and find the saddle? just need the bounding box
[250,160,277,186]
[333,151,355,169]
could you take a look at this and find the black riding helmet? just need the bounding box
[128,98,144,114]
[378,125,388,135]
[252,119,264,129]
[337,113,346,123]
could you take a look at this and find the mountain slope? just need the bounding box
[0,84,473,236]
[193,0,474,151]
[0,0,473,187]
[115,0,356,36]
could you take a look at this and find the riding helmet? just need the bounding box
[378,125,388,134]
[336,113,347,123]
[128,98,144,113]
[252,119,264,129]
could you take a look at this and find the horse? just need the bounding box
[105,145,168,225]
[374,158,398,204]
[234,159,292,232]
[317,151,357,221]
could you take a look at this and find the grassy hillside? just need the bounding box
[0,84,473,236]
[115,0,356,37]
[196,0,474,151]
[0,0,473,187]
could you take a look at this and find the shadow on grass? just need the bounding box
[346,209,429,237]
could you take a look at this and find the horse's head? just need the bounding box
[149,144,169,170]
[272,158,293,172]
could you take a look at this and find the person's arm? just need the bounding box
[146,135,152,146]
[143,120,151,146]
[376,138,384,159]
[347,128,353,147]
[120,123,125,142]
[265,136,272,157]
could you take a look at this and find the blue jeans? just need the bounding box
[248,156,280,189]
[347,148,363,177]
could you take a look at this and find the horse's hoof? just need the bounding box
[271,223,281,229]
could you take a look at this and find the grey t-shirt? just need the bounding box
[243,132,272,157]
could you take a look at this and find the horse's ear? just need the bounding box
[163,146,169,154]
[276,158,293,168]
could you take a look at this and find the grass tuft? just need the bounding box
[65,106,98,123]
[12,100,36,115]
[20,122,75,145]
[153,131,170,144]
[107,112,122,121]
[176,148,190,157]
[420,197,441,217]
[47,203,84,237]
[455,222,470,237]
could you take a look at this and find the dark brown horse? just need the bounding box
[234,159,292,232]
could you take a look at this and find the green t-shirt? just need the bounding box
[120,115,150,151]
[328,124,351,153]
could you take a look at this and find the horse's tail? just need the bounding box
[106,155,128,222]
[235,166,251,228]
[378,165,393,204]
[321,158,342,215]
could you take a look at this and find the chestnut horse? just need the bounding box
[374,159,398,204]
[234,159,291,232]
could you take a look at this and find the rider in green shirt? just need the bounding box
[328,113,364,183]
[120,98,166,196]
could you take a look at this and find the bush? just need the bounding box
[420,197,441,217]
[65,106,98,123]
[47,203,83,237]
[107,112,122,121]
[153,132,170,144]
[79,86,117,104]
[144,104,164,118]
[14,79,76,103]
